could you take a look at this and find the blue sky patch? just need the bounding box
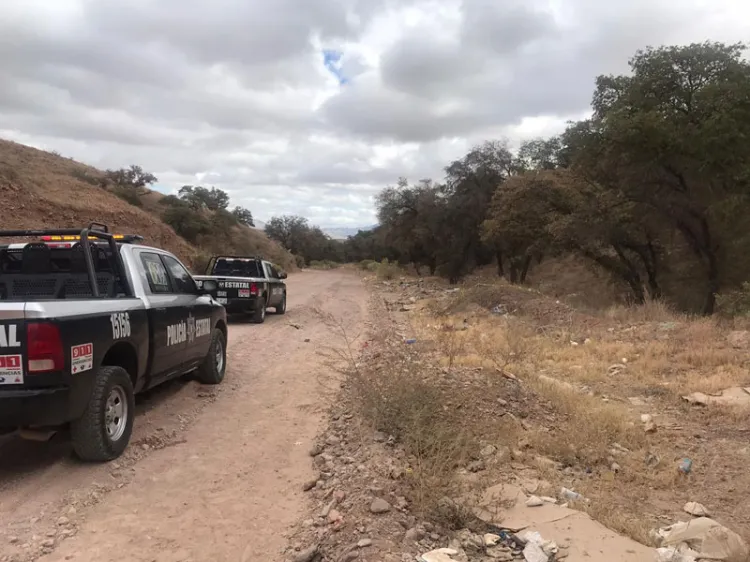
[322,49,348,85]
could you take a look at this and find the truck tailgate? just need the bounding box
[193,276,264,304]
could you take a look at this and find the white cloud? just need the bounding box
[0,0,748,228]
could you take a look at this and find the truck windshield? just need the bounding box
[211,258,262,278]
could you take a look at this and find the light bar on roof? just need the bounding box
[40,234,130,241]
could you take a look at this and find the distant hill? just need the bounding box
[320,225,376,240]
[252,220,375,240]
[0,139,296,271]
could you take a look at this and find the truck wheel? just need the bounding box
[274,293,287,315]
[71,366,135,462]
[251,298,267,324]
[196,329,227,385]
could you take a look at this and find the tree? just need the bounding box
[178,185,230,211]
[264,215,310,255]
[376,178,445,274]
[105,165,157,189]
[580,41,750,313]
[232,206,255,227]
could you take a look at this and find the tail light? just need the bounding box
[250,283,258,295]
[27,323,64,373]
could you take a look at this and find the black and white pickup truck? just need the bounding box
[193,255,287,323]
[0,224,227,461]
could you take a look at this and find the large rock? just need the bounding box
[656,517,750,561]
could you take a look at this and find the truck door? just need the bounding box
[264,262,284,307]
[138,251,186,382]
[160,254,214,366]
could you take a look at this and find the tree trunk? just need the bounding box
[496,251,504,277]
[519,255,532,283]
[509,263,519,284]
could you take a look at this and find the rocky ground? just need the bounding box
[284,272,750,562]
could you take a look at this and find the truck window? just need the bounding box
[268,264,280,279]
[162,255,197,295]
[141,253,172,294]
[211,258,262,278]
[1,243,127,300]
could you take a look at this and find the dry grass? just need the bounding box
[392,277,750,545]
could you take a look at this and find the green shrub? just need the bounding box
[162,206,211,243]
[112,186,142,207]
[309,260,340,270]
[376,258,400,280]
[717,282,750,316]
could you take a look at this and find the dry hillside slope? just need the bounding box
[0,139,294,271]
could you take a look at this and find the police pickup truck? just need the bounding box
[0,224,227,462]
[193,255,287,323]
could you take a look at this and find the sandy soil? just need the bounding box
[0,269,368,562]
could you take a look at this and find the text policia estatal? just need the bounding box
[166,316,211,346]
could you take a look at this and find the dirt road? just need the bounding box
[0,270,368,562]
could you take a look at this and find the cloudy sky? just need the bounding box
[1,0,747,228]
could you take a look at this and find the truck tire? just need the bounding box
[71,366,135,462]
[251,297,267,324]
[196,329,227,385]
[274,292,287,315]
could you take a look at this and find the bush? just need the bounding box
[308,260,340,270]
[376,258,400,280]
[162,206,211,243]
[358,259,377,271]
[159,194,184,207]
[112,186,142,207]
[345,333,472,522]
[717,282,750,316]
[294,255,306,268]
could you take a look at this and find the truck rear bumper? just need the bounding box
[222,297,262,314]
[0,387,71,428]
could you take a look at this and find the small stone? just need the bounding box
[644,420,657,433]
[405,527,426,542]
[484,533,501,546]
[328,509,343,523]
[291,545,319,562]
[640,414,653,423]
[467,460,485,473]
[302,478,318,492]
[339,552,359,562]
[41,539,55,548]
[141,443,150,451]
[57,516,70,526]
[325,434,341,446]
[611,462,622,473]
[525,495,544,507]
[46,530,57,537]
[480,445,497,457]
[370,498,391,514]
[9,536,18,544]
[497,398,508,406]
[683,501,710,516]
[67,507,77,516]
[357,538,373,548]
[309,444,323,457]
